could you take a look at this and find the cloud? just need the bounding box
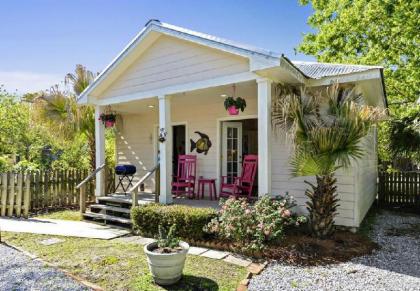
[0,71,63,94]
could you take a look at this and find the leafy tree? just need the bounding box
[298,0,419,104]
[272,83,382,238]
[35,65,97,170]
[388,105,420,165]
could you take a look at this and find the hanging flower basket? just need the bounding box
[99,113,117,128]
[224,97,246,116]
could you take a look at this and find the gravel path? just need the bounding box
[0,243,90,291]
[249,210,420,291]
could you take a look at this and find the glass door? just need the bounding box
[222,122,243,183]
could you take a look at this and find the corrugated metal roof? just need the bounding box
[291,61,382,79]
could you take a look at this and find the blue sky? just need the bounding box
[0,0,314,94]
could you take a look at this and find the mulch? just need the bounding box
[189,231,378,266]
[261,231,378,266]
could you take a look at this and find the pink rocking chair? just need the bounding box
[171,155,197,199]
[220,155,258,199]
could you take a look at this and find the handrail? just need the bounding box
[76,163,106,189]
[128,164,160,194]
[129,163,160,207]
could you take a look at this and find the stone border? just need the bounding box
[236,261,268,291]
[1,241,104,291]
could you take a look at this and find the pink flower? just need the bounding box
[245,209,251,215]
[281,209,291,218]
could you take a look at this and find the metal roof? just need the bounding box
[155,21,382,79]
[291,61,382,79]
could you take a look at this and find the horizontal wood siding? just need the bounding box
[101,35,249,100]
[270,135,357,227]
[354,132,378,226]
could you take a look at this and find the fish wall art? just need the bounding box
[190,131,212,155]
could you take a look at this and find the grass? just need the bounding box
[2,232,247,291]
[35,209,82,221]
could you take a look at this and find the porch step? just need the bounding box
[83,211,132,225]
[89,204,131,214]
[97,195,132,205]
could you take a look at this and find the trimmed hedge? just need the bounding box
[131,204,217,241]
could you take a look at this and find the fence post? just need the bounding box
[7,173,15,217]
[23,173,31,218]
[80,183,86,214]
[15,173,23,217]
[1,173,7,216]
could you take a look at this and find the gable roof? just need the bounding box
[78,19,385,104]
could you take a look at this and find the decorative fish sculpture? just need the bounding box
[190,131,212,155]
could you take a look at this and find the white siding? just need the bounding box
[115,111,158,190]
[354,130,378,226]
[270,135,358,227]
[101,35,249,100]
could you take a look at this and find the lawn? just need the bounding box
[35,209,83,221]
[2,232,247,291]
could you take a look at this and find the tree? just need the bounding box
[272,83,382,238]
[298,0,419,105]
[35,65,97,169]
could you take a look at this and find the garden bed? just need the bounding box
[187,230,377,266]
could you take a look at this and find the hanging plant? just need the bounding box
[224,97,247,115]
[99,110,117,128]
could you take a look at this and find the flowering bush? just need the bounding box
[205,195,306,252]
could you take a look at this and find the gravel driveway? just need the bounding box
[0,243,90,291]
[249,210,420,291]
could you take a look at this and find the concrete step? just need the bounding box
[89,204,131,214]
[83,211,132,225]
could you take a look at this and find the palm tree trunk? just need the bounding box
[305,174,339,239]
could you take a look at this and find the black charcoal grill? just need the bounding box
[115,164,136,192]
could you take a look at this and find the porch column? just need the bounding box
[257,77,272,196]
[158,95,173,204]
[95,105,106,197]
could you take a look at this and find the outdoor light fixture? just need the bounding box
[220,94,228,98]
[148,105,155,108]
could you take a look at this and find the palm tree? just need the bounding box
[35,65,97,169]
[272,83,382,238]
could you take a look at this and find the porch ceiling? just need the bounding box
[110,80,256,114]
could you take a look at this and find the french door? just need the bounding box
[222,122,243,183]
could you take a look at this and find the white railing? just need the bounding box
[128,164,160,208]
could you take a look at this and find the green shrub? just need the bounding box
[205,195,307,252]
[131,204,217,241]
[13,160,39,172]
[0,156,11,173]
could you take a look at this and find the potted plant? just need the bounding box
[224,97,247,115]
[99,112,117,128]
[144,225,189,285]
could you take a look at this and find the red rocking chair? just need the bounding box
[220,155,258,199]
[171,155,197,199]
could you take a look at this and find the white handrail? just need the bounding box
[128,164,160,194]
[76,164,106,189]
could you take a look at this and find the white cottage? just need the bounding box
[78,20,387,228]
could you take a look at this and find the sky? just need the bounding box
[0,0,315,94]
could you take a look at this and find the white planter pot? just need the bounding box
[144,241,189,285]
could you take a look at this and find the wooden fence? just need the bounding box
[378,171,420,210]
[0,169,115,218]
